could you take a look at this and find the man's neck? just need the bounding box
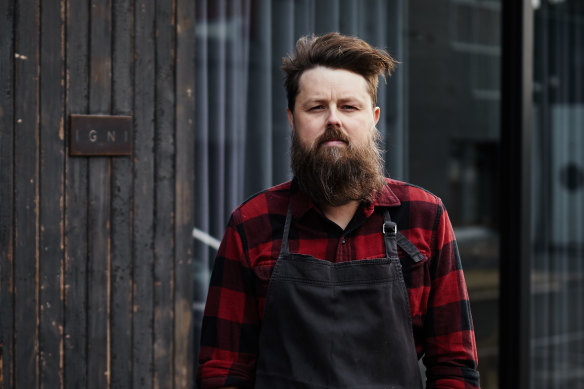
[320,201,360,231]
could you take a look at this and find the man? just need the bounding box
[197,32,480,388]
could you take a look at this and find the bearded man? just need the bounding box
[197,33,480,389]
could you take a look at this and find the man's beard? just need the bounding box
[290,125,387,207]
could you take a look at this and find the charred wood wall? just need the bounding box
[0,0,196,387]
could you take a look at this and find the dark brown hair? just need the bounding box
[281,32,397,112]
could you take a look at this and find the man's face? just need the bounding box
[288,66,386,206]
[287,66,380,151]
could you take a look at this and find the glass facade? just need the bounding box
[408,1,500,387]
[531,1,584,387]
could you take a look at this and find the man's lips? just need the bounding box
[319,139,348,147]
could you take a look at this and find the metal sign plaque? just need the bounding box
[70,114,133,156]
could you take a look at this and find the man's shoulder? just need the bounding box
[384,178,444,207]
[232,181,291,223]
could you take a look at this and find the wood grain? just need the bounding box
[175,0,196,386]
[133,0,155,387]
[64,0,89,385]
[87,0,113,387]
[13,0,40,387]
[110,0,133,387]
[154,0,176,387]
[0,0,15,386]
[38,0,66,387]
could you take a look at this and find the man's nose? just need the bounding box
[326,107,342,127]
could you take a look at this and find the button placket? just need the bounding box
[336,235,351,262]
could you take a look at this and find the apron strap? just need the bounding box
[383,210,398,258]
[383,209,425,263]
[396,233,425,263]
[279,205,293,256]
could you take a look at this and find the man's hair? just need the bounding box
[281,32,397,112]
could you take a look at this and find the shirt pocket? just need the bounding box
[396,232,427,264]
[397,239,429,287]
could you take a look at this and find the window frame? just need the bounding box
[499,0,534,387]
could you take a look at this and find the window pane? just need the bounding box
[409,1,501,387]
[531,1,584,387]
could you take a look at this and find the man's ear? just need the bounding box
[287,108,294,129]
[374,107,381,125]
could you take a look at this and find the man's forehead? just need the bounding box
[297,67,370,98]
[298,66,368,83]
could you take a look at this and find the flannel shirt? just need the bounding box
[197,178,480,388]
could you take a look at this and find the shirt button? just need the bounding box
[342,239,346,244]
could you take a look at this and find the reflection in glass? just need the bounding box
[409,1,501,387]
[532,1,584,387]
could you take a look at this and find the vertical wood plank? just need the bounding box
[88,0,112,387]
[133,0,155,386]
[0,0,15,387]
[38,0,66,387]
[64,0,89,385]
[110,0,133,387]
[13,0,40,387]
[154,0,176,387]
[87,161,111,389]
[175,0,196,386]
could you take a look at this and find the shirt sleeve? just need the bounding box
[196,211,259,389]
[423,200,481,389]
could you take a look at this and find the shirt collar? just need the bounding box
[289,178,319,220]
[290,178,401,220]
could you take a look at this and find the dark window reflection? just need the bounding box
[532,1,584,387]
[409,1,501,387]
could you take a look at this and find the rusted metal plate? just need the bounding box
[70,114,132,156]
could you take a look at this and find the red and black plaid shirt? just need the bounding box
[197,178,480,388]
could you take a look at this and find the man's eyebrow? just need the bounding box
[338,96,365,103]
[300,98,327,106]
[302,95,366,103]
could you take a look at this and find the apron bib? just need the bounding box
[255,207,423,388]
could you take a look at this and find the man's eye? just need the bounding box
[342,105,357,110]
[310,105,325,111]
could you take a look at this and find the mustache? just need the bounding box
[315,126,350,148]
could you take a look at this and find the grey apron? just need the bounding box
[255,207,424,388]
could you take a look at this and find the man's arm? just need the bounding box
[196,213,259,389]
[423,201,480,388]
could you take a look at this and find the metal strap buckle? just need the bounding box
[383,222,397,235]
